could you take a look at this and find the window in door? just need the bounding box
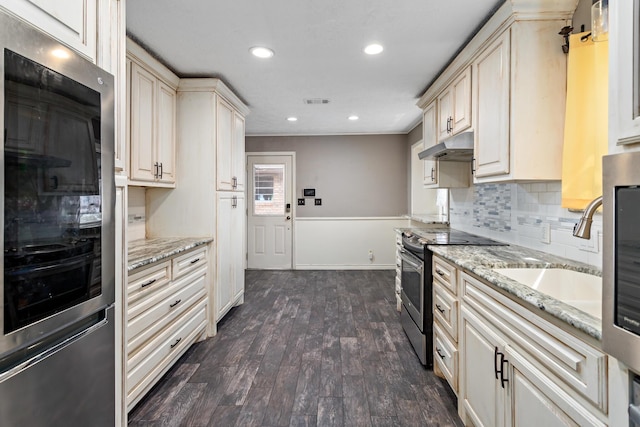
[253,164,285,215]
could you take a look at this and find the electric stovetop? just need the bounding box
[402,228,507,252]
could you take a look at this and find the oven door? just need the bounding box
[400,248,424,330]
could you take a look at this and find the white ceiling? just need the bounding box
[126,0,503,136]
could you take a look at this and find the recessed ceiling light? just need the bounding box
[250,46,275,59]
[287,117,298,122]
[348,115,359,121]
[364,44,383,55]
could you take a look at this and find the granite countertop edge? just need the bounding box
[128,237,214,272]
[427,244,602,341]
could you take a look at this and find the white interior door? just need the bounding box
[247,154,293,269]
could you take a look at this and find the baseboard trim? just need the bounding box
[294,264,395,270]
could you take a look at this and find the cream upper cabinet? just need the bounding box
[217,96,245,191]
[473,19,567,182]
[127,39,178,187]
[0,0,97,61]
[438,66,472,141]
[473,30,511,178]
[233,113,246,192]
[423,100,471,189]
[609,0,640,150]
[417,2,571,184]
[422,101,439,186]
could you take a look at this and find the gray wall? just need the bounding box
[246,134,408,217]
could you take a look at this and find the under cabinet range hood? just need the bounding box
[418,132,474,162]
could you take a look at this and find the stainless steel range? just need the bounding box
[399,229,506,367]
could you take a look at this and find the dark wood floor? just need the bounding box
[128,270,464,427]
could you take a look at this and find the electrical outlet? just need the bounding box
[368,250,374,261]
[541,223,551,244]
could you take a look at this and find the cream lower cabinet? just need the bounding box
[432,255,459,393]
[126,246,208,411]
[459,272,608,427]
[216,193,245,320]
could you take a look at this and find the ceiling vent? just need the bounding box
[304,98,330,105]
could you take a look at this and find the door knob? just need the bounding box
[286,216,291,220]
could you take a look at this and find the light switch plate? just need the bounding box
[314,198,322,206]
[298,198,305,206]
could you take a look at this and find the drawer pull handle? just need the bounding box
[190,258,200,264]
[141,279,157,288]
[435,269,445,277]
[169,299,182,308]
[170,337,182,349]
[435,304,445,314]
[436,347,446,359]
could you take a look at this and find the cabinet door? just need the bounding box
[1,0,97,61]
[422,101,438,187]
[460,306,506,427]
[155,81,176,184]
[473,30,511,178]
[232,194,245,301]
[216,97,234,191]
[506,346,606,427]
[129,63,157,182]
[452,67,471,134]
[232,113,246,192]
[216,193,234,318]
[437,88,453,141]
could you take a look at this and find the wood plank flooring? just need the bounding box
[128,270,463,427]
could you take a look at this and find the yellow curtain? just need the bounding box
[561,32,608,210]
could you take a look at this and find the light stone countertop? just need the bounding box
[128,237,213,272]
[428,244,602,340]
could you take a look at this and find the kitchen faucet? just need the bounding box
[572,195,603,239]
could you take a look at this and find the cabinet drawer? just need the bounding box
[433,256,457,295]
[127,299,207,404]
[461,272,608,411]
[434,282,458,342]
[128,270,207,354]
[434,323,458,394]
[172,246,207,280]
[127,261,172,306]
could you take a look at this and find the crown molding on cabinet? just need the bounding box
[177,78,250,117]
[416,0,577,110]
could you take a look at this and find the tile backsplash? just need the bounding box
[449,181,602,269]
[128,187,146,242]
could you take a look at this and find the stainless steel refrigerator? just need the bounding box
[0,10,116,426]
